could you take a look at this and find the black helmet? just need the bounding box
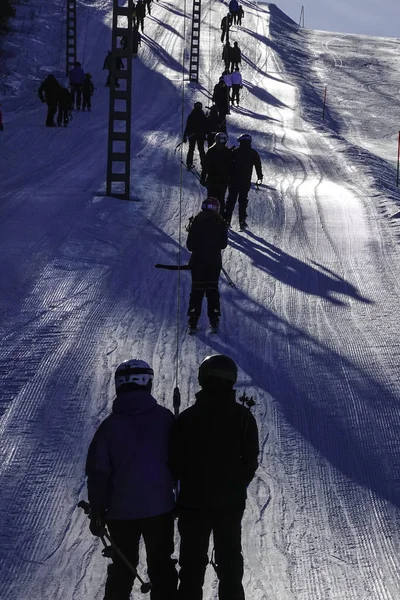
[237,133,252,145]
[198,355,238,389]
[194,101,203,110]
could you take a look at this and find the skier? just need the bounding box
[68,60,85,110]
[185,197,227,332]
[224,133,263,230]
[57,83,73,127]
[230,41,242,71]
[183,101,207,170]
[222,41,231,71]
[205,104,227,147]
[85,359,178,600]
[231,67,243,106]
[212,78,230,120]
[237,4,244,25]
[136,0,145,32]
[103,50,124,87]
[81,73,94,111]
[169,354,259,600]
[223,70,233,107]
[229,0,240,23]
[220,14,231,43]
[132,26,142,57]
[200,132,233,214]
[38,73,60,127]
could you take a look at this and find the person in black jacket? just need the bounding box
[224,133,263,229]
[230,41,242,71]
[183,101,207,169]
[38,74,60,127]
[136,0,145,32]
[200,132,233,214]
[205,105,226,147]
[82,73,94,111]
[57,84,73,127]
[212,78,229,120]
[186,198,228,332]
[103,51,124,87]
[169,354,259,600]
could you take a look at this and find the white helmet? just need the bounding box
[115,359,154,391]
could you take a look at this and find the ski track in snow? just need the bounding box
[0,1,400,599]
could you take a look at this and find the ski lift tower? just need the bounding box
[106,0,134,199]
[66,0,77,76]
[189,0,202,82]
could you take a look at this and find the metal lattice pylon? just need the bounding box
[106,0,134,199]
[189,0,201,83]
[66,0,77,76]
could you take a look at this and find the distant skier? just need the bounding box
[170,353,259,599]
[185,197,227,332]
[230,41,242,71]
[205,104,227,147]
[229,0,240,23]
[237,5,244,25]
[136,0,145,32]
[222,41,231,71]
[183,101,207,169]
[38,74,60,127]
[231,66,243,105]
[57,83,73,127]
[200,132,233,214]
[82,73,94,111]
[223,69,233,106]
[212,77,230,119]
[220,14,232,43]
[132,26,142,56]
[68,61,85,110]
[224,133,263,230]
[85,359,178,600]
[103,51,124,87]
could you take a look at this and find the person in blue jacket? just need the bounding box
[68,60,85,109]
[85,359,178,600]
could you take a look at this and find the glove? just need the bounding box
[89,515,106,537]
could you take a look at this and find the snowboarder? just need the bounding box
[103,51,124,87]
[85,359,178,600]
[185,197,227,332]
[57,83,73,127]
[200,132,233,214]
[169,354,259,600]
[231,67,243,106]
[212,78,230,120]
[224,133,263,230]
[38,74,60,127]
[230,41,242,71]
[136,0,145,32]
[220,14,231,43]
[205,104,227,147]
[82,73,94,111]
[183,101,207,169]
[68,60,85,110]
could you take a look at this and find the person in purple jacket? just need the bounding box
[68,60,85,110]
[85,359,178,600]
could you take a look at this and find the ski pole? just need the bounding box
[77,501,152,594]
[222,266,235,288]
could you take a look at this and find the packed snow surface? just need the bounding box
[0,1,399,599]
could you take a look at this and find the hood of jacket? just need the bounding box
[112,389,158,417]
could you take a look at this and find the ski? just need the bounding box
[181,161,202,181]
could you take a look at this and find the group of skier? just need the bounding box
[37,61,94,127]
[86,354,259,600]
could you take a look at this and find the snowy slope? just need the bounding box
[0,1,400,599]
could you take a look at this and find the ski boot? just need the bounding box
[239,220,248,231]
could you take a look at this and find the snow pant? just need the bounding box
[105,512,177,600]
[187,265,221,322]
[70,84,82,108]
[220,29,227,43]
[230,61,240,71]
[206,183,228,214]
[231,84,241,105]
[45,101,58,126]
[225,185,250,223]
[177,507,245,600]
[57,106,69,126]
[186,135,206,168]
[82,92,92,110]
[137,15,144,32]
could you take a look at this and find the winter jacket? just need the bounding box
[212,82,228,108]
[136,0,145,18]
[223,72,232,87]
[169,388,259,509]
[231,70,242,86]
[86,390,175,520]
[220,15,231,31]
[222,43,231,63]
[38,75,60,104]
[230,145,263,188]
[229,0,239,13]
[186,210,227,269]
[231,44,241,63]
[201,143,233,186]
[184,107,207,140]
[69,66,85,86]
[58,87,73,109]
[103,53,124,71]
[206,109,226,139]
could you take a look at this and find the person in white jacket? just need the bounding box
[231,67,243,106]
